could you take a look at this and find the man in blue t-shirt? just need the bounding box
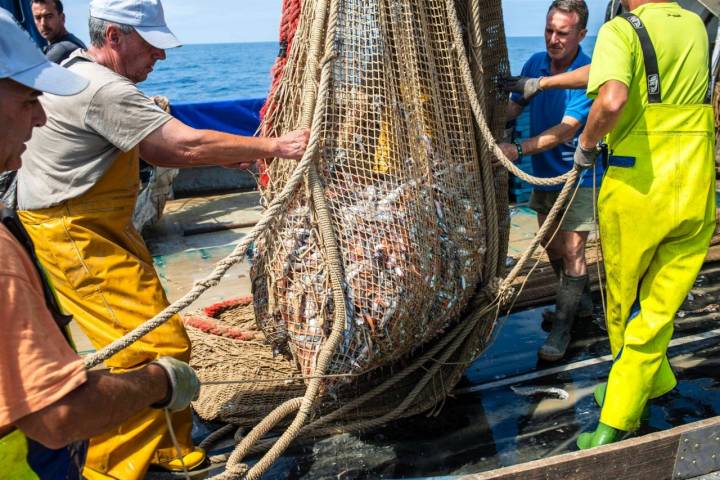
[499,0,603,362]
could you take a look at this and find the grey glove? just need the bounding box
[151,356,201,412]
[574,143,600,170]
[501,76,543,106]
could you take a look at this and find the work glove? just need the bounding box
[151,356,201,412]
[501,75,543,106]
[573,143,600,170]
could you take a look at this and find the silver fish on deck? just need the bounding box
[510,385,570,401]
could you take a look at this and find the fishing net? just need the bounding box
[255,0,509,380]
[187,0,512,474]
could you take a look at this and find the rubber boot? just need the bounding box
[150,447,207,472]
[594,383,651,423]
[538,273,587,361]
[541,259,565,332]
[577,280,593,319]
[577,422,627,449]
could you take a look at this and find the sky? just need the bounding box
[61,0,610,45]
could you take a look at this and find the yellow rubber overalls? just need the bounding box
[598,13,716,432]
[18,149,200,479]
[0,430,38,480]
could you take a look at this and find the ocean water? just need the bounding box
[139,36,597,103]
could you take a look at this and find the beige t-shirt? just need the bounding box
[0,224,87,428]
[17,50,172,210]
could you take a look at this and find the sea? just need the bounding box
[139,36,597,104]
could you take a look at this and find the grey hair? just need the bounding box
[548,0,589,30]
[88,16,133,47]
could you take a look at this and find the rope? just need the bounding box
[79,2,588,478]
[81,19,340,370]
[164,408,191,480]
[445,0,580,297]
[445,0,569,188]
[212,1,343,478]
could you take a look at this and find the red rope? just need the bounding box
[258,0,303,187]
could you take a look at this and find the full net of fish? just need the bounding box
[190,0,510,426]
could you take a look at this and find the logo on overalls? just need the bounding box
[648,74,659,94]
[629,15,643,29]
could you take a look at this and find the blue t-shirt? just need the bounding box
[511,47,603,191]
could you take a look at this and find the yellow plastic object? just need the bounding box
[151,447,206,472]
[18,149,200,480]
[373,119,392,174]
[598,102,716,432]
[0,430,40,480]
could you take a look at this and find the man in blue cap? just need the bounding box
[0,8,201,479]
[15,0,310,477]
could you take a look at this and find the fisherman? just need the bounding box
[510,0,716,447]
[31,0,86,63]
[0,9,201,478]
[15,0,310,477]
[499,0,601,362]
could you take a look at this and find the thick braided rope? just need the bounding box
[445,0,569,187]
[465,0,501,282]
[82,52,338,369]
[210,398,304,480]
[499,168,579,295]
[83,141,316,368]
[216,1,345,478]
[198,424,235,451]
[307,302,496,434]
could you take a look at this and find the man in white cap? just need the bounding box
[0,8,201,479]
[15,0,310,478]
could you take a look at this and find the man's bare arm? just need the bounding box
[139,118,310,169]
[578,80,628,149]
[498,116,582,162]
[506,101,524,121]
[14,365,168,450]
[540,64,590,90]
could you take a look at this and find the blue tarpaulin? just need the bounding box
[170,98,265,137]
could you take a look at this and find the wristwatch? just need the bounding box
[512,140,524,158]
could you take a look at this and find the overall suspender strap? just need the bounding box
[1,209,74,338]
[620,13,662,103]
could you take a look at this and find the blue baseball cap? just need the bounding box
[90,0,182,50]
[0,8,88,96]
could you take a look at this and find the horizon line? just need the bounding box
[177,34,597,46]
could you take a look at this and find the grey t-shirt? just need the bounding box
[18,51,171,210]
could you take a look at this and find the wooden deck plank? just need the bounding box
[462,417,720,480]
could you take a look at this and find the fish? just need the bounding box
[510,385,570,401]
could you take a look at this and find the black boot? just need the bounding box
[577,280,593,319]
[541,259,565,331]
[539,273,587,361]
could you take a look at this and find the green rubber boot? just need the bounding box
[593,383,651,423]
[577,422,626,450]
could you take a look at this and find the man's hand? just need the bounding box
[274,128,310,160]
[151,357,201,412]
[498,142,520,163]
[573,141,600,170]
[501,76,543,106]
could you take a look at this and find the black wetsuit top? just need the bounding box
[43,32,86,64]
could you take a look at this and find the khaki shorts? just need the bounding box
[529,187,598,232]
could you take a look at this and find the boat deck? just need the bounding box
[67,192,720,479]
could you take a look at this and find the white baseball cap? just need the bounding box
[0,8,88,96]
[90,0,182,50]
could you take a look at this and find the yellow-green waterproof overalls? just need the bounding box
[598,13,716,432]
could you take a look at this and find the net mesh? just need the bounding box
[191,0,510,432]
